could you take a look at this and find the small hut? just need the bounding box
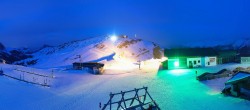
[163,48,218,69]
[73,62,104,74]
[224,71,250,97]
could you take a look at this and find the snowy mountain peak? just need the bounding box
[183,38,250,50]
[18,36,163,68]
[238,38,250,48]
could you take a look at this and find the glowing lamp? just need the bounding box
[110,35,118,42]
[174,61,179,67]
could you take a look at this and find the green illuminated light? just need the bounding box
[174,61,179,67]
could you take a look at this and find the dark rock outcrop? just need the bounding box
[0,49,32,64]
[0,43,5,50]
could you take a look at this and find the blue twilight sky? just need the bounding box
[0,0,250,48]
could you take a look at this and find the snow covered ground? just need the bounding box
[0,63,250,110]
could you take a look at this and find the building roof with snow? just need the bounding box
[217,50,237,57]
[225,71,250,85]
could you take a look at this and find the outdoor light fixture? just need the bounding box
[161,57,168,62]
[110,35,118,42]
[174,61,179,67]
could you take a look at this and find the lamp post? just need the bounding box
[138,60,141,70]
[195,70,198,80]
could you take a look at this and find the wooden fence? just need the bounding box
[1,69,53,87]
[14,68,54,78]
[101,86,160,110]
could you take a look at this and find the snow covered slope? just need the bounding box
[18,36,163,68]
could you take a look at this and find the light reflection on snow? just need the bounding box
[103,57,162,72]
[207,90,221,96]
[168,69,189,76]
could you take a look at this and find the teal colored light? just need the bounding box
[167,58,180,69]
[157,69,191,77]
[174,61,179,67]
[171,69,186,76]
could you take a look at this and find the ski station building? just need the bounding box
[238,46,250,64]
[163,48,218,69]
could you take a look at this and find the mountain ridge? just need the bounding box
[182,38,250,50]
[15,36,164,68]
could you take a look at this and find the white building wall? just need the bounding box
[204,56,217,66]
[201,57,206,67]
[241,57,250,64]
[187,57,202,68]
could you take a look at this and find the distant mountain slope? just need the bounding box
[183,38,250,50]
[0,43,32,64]
[17,36,163,68]
[0,43,5,50]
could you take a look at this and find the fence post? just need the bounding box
[51,69,54,78]
[110,92,112,110]
[121,91,127,109]
[195,70,198,79]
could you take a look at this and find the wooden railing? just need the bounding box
[101,86,160,110]
[1,68,53,87]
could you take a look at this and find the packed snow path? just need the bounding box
[0,63,250,110]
